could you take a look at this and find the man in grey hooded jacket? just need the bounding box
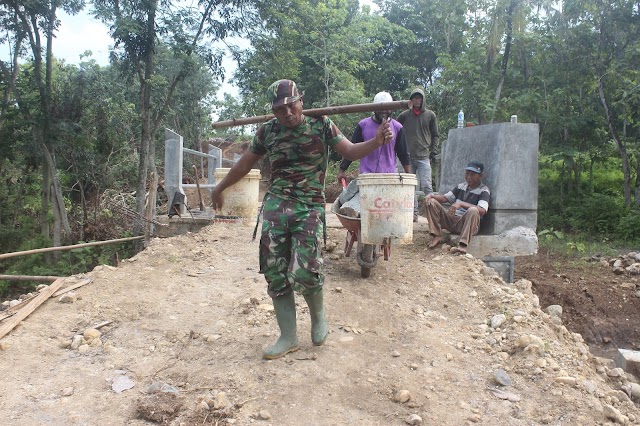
[397,88,440,221]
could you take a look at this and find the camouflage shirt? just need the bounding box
[249,115,344,206]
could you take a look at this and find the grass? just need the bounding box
[538,232,624,259]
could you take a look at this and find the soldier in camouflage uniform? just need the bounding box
[212,79,393,359]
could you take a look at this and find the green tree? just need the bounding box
[0,0,85,251]
[93,0,248,238]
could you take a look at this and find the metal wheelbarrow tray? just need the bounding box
[330,200,390,278]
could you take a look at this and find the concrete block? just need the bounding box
[615,348,640,376]
[440,123,539,238]
[480,210,538,235]
[164,129,187,216]
[440,123,539,208]
[450,226,538,258]
[154,213,216,238]
[482,256,515,283]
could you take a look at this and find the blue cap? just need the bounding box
[465,161,484,174]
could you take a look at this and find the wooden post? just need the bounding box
[192,165,205,211]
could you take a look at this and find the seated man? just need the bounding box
[336,91,412,217]
[424,161,490,254]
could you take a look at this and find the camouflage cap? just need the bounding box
[267,79,303,108]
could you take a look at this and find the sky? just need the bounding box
[3,2,378,101]
[55,10,113,66]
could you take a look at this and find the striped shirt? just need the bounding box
[444,182,490,217]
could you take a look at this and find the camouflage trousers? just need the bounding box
[260,194,324,298]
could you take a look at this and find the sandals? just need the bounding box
[450,245,467,255]
[427,235,442,249]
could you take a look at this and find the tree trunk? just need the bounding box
[40,140,72,238]
[41,161,50,240]
[635,158,640,207]
[134,1,158,240]
[597,74,632,206]
[491,0,515,123]
[51,185,62,256]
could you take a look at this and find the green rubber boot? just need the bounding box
[303,289,329,346]
[263,292,300,359]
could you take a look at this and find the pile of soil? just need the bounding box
[516,250,640,357]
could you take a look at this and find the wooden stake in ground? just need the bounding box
[0,277,66,340]
[192,165,205,211]
[211,100,411,129]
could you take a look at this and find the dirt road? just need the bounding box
[0,221,638,425]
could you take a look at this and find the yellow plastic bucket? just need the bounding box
[213,168,262,221]
[357,173,417,244]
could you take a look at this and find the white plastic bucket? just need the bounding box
[213,168,262,221]
[357,173,417,245]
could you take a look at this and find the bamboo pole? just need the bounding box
[0,275,62,282]
[211,100,411,129]
[0,236,145,261]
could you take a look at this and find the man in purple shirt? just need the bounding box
[337,91,412,181]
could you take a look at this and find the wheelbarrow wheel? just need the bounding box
[360,244,374,278]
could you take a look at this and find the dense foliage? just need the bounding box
[0,0,639,297]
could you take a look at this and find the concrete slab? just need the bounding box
[153,210,255,238]
[449,226,538,258]
[615,348,640,377]
[440,123,540,235]
[483,256,515,283]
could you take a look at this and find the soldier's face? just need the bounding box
[272,99,304,128]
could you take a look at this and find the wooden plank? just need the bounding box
[0,278,66,340]
[0,311,14,321]
[93,320,113,330]
[0,278,93,321]
[52,278,93,297]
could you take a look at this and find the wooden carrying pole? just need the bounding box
[0,236,145,261]
[211,100,411,129]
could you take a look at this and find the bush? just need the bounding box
[565,193,625,235]
[616,209,640,242]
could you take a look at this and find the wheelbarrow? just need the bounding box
[331,179,391,278]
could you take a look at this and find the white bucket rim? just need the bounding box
[357,173,417,186]
[214,168,262,178]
